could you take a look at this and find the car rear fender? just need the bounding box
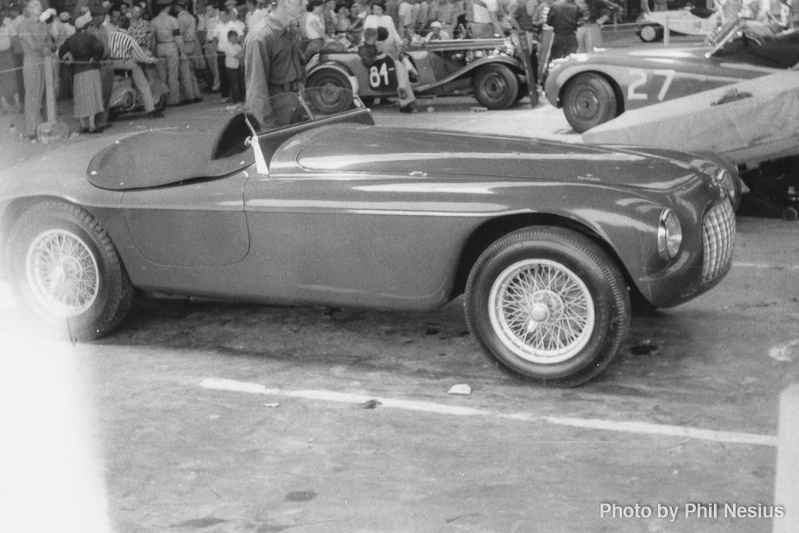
[306,62,360,93]
[0,195,108,281]
[417,55,526,92]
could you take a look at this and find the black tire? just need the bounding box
[639,24,664,42]
[306,69,352,114]
[562,73,618,133]
[473,64,519,110]
[464,227,631,387]
[6,201,134,341]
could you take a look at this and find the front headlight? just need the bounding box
[657,209,682,261]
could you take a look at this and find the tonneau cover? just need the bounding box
[87,118,253,190]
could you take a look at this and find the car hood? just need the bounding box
[552,46,710,68]
[285,126,703,190]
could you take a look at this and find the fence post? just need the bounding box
[774,384,799,533]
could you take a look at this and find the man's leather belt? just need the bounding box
[268,81,301,92]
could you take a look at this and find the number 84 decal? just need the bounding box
[627,68,675,101]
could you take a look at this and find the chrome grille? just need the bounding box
[702,200,735,282]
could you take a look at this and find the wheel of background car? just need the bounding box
[639,24,663,42]
[464,227,631,387]
[6,201,134,341]
[306,69,352,114]
[473,64,519,110]
[562,73,618,134]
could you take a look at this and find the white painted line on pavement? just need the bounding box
[201,378,486,416]
[540,416,778,447]
[732,262,799,270]
[200,378,778,447]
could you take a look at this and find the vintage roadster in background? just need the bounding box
[306,38,540,110]
[544,19,797,132]
[0,89,737,386]
[636,6,720,42]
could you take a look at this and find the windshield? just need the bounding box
[252,87,364,133]
[213,88,365,160]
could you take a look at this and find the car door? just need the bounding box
[240,166,480,311]
[121,171,250,268]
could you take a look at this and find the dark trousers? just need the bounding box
[550,33,578,60]
[226,66,243,102]
[216,53,229,98]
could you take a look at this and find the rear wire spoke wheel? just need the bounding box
[465,227,631,387]
[7,201,134,341]
[562,73,618,133]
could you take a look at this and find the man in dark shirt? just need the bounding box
[546,0,582,59]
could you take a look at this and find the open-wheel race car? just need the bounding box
[544,19,797,133]
[0,89,738,387]
[306,38,542,110]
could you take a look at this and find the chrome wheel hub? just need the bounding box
[489,259,595,364]
[26,229,100,317]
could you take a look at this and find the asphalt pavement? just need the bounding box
[1,85,798,533]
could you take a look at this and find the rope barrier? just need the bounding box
[0,51,213,75]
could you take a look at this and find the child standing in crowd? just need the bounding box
[224,29,243,102]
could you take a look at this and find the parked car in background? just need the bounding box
[0,89,737,387]
[636,6,719,42]
[306,38,540,111]
[544,19,796,132]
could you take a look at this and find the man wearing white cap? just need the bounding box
[424,19,450,40]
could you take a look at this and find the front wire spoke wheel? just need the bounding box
[466,228,630,386]
[26,229,100,317]
[489,259,595,364]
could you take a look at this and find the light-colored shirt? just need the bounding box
[399,1,415,26]
[304,11,326,39]
[200,13,219,41]
[0,20,12,51]
[225,41,242,68]
[246,8,267,30]
[214,19,245,53]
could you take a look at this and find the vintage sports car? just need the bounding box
[544,19,795,133]
[636,7,720,43]
[583,71,799,220]
[0,89,738,387]
[306,38,539,111]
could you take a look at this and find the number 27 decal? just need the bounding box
[627,69,675,101]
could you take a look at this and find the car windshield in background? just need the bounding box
[253,87,363,133]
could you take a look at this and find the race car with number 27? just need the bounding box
[544,20,792,132]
